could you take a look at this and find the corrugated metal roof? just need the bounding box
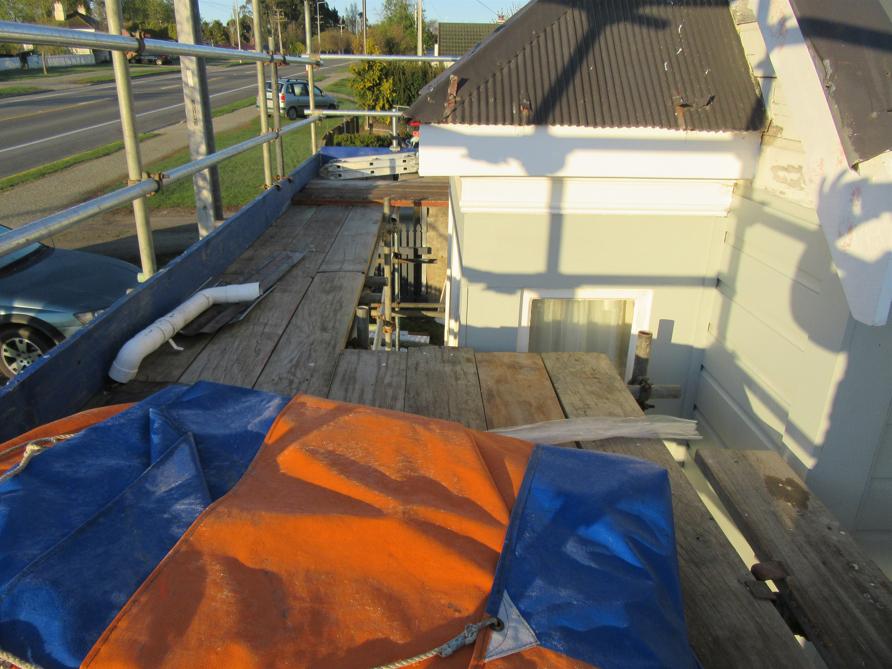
[409,0,765,132]
[437,22,499,57]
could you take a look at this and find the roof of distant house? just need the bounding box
[437,22,499,57]
[63,11,103,31]
[409,0,765,133]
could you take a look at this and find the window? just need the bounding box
[518,289,652,379]
[314,86,323,96]
[295,83,309,96]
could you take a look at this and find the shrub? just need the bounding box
[349,60,441,111]
[330,133,393,147]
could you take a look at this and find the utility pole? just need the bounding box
[173,0,224,235]
[361,0,367,54]
[232,0,241,51]
[416,0,422,56]
[274,8,285,54]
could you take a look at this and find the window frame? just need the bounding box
[516,288,653,381]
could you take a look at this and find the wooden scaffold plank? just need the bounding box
[541,351,809,669]
[696,447,892,668]
[328,349,407,411]
[254,271,365,397]
[404,347,486,429]
[475,352,564,429]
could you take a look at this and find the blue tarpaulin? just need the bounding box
[0,382,287,669]
[485,445,701,668]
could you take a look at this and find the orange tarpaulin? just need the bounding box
[82,395,588,668]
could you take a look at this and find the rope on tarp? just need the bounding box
[371,617,501,669]
[0,433,75,483]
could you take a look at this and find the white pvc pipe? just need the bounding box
[108,283,261,383]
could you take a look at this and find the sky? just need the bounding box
[196,0,510,28]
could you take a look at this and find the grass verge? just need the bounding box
[0,63,106,83]
[75,66,178,85]
[144,117,341,209]
[323,77,355,98]
[0,86,41,98]
[212,96,255,117]
[0,132,158,192]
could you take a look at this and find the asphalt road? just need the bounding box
[0,62,344,179]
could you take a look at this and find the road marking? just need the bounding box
[0,83,258,156]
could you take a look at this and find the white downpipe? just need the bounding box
[108,283,261,383]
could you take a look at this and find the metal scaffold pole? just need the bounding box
[304,0,317,154]
[251,0,273,187]
[173,0,224,236]
[104,0,156,279]
[268,33,285,179]
[416,0,423,56]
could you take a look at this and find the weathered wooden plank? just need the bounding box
[178,279,313,389]
[696,448,892,668]
[2,155,321,440]
[134,207,319,384]
[475,352,565,429]
[176,206,352,388]
[84,380,171,409]
[317,206,381,273]
[404,347,486,429]
[327,349,407,410]
[254,271,365,397]
[541,352,809,669]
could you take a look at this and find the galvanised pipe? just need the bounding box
[0,181,157,257]
[304,109,403,117]
[0,116,321,259]
[251,0,273,186]
[320,53,458,62]
[0,21,319,65]
[105,0,156,279]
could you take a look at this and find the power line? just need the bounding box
[471,0,500,18]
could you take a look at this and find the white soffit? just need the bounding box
[458,177,735,217]
[418,124,760,180]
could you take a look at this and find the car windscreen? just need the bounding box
[0,226,44,271]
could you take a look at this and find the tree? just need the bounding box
[343,2,360,34]
[203,19,229,46]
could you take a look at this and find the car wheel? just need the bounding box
[286,107,299,120]
[0,326,54,379]
[328,103,337,110]
[155,57,165,66]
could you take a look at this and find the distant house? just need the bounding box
[435,22,499,59]
[408,0,892,543]
[53,1,106,57]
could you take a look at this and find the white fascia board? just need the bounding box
[752,0,892,326]
[418,124,760,180]
[458,177,735,217]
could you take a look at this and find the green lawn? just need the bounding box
[323,77,355,99]
[75,65,178,85]
[0,132,158,192]
[212,96,255,117]
[145,117,342,209]
[0,85,41,98]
